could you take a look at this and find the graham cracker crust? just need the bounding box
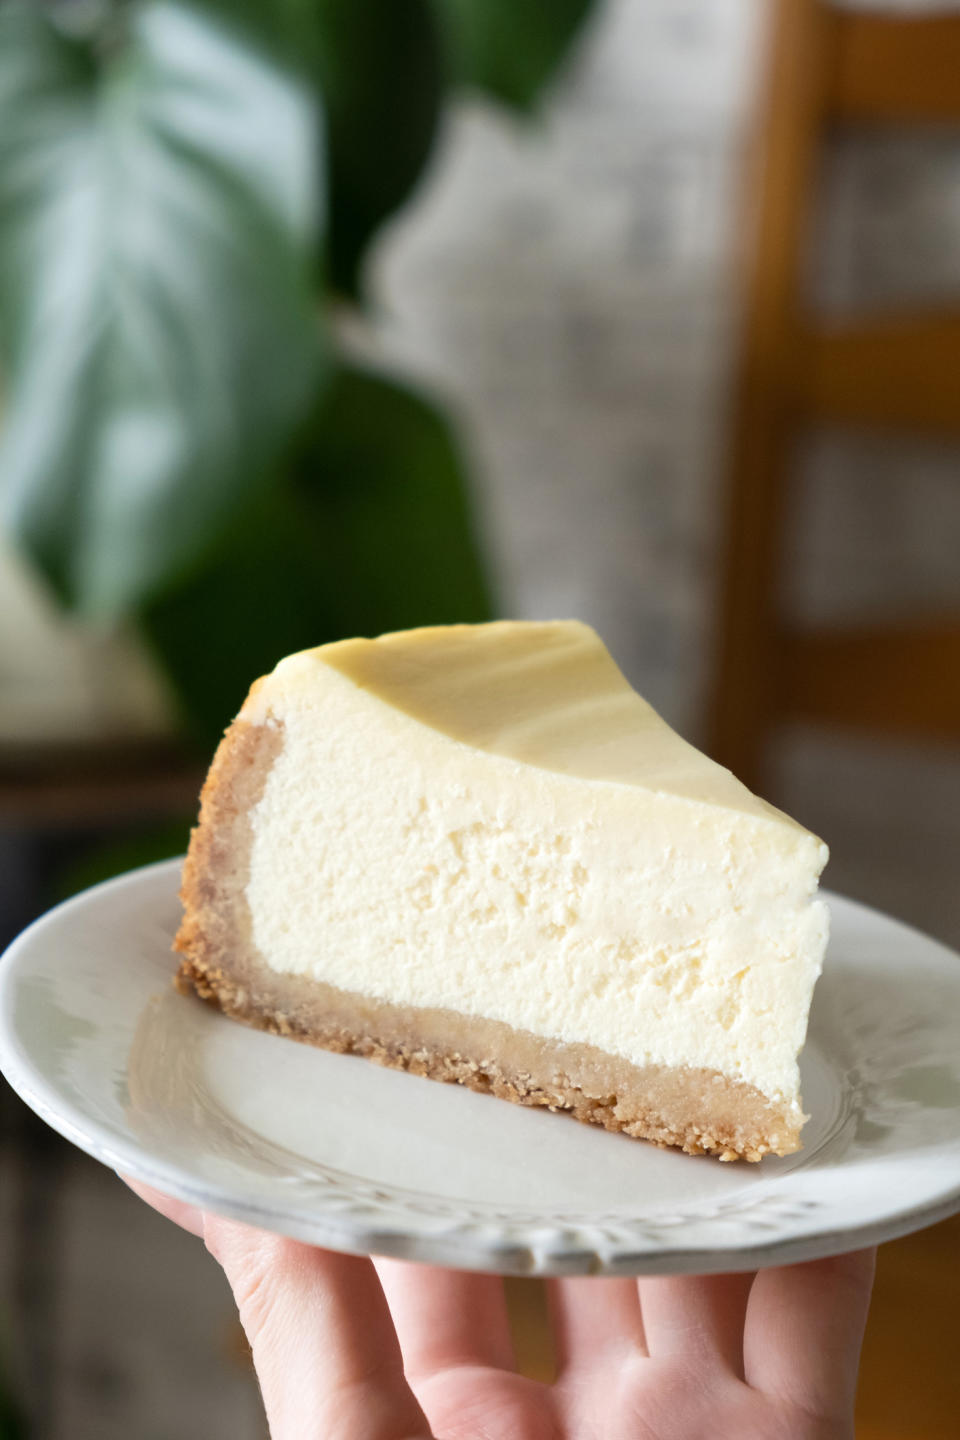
[174,716,801,1162]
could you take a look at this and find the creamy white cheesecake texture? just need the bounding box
[241,622,828,1118]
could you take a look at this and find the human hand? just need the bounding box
[122,1178,875,1440]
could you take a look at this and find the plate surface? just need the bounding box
[2,859,959,1275]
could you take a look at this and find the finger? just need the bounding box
[547,1277,647,1373]
[744,1249,876,1421]
[204,1216,432,1440]
[118,1175,205,1238]
[639,1272,755,1375]
[374,1258,514,1382]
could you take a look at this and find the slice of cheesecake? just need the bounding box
[175,621,828,1160]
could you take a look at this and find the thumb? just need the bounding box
[202,1215,432,1440]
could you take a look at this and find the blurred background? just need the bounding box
[1,0,958,1435]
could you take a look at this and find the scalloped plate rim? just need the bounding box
[1,858,959,1276]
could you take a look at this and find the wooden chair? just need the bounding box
[707,0,960,792]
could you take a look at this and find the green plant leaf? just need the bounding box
[140,360,493,746]
[190,0,319,60]
[434,0,595,109]
[0,1,324,616]
[294,360,493,632]
[315,0,444,296]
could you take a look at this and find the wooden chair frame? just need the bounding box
[707,0,960,791]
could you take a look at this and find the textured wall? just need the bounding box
[365,0,761,733]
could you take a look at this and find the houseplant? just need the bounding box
[0,0,596,750]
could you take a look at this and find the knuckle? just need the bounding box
[204,1222,294,1340]
[230,1255,278,1336]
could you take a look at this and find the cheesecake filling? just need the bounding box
[240,644,828,1124]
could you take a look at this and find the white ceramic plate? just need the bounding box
[2,858,959,1276]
